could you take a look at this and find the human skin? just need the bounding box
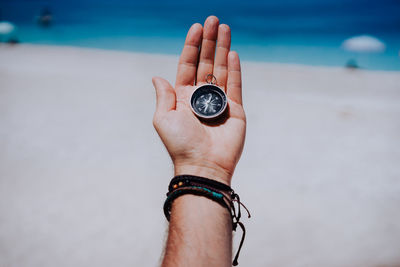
[152,15,245,266]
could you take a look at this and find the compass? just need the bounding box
[190,75,227,120]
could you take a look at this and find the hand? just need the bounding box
[152,16,245,185]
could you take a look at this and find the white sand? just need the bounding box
[0,44,400,267]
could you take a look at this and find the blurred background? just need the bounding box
[1,1,400,267]
[1,0,400,70]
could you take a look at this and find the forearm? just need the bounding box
[162,194,232,267]
[154,15,246,267]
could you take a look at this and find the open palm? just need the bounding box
[152,16,245,185]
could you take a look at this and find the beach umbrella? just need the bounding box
[0,21,18,43]
[341,35,386,53]
[0,21,16,35]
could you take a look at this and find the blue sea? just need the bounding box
[1,0,400,70]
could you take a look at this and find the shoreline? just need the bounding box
[1,43,399,73]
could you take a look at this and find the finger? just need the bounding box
[213,24,231,89]
[227,51,242,105]
[152,77,176,116]
[176,23,203,87]
[196,16,219,84]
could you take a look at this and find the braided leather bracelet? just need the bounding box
[163,175,251,266]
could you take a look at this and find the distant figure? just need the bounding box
[7,37,19,44]
[345,58,359,69]
[37,8,52,27]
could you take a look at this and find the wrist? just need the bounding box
[174,162,232,186]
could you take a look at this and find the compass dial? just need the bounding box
[190,84,227,119]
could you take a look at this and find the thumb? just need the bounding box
[152,76,176,115]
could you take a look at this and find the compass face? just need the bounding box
[190,84,227,119]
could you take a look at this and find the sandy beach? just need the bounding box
[1,44,400,267]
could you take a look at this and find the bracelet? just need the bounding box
[168,175,233,192]
[163,175,251,266]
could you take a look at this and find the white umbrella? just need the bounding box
[341,35,386,53]
[0,21,16,35]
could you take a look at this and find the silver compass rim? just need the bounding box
[190,84,228,120]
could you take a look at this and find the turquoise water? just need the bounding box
[1,0,400,70]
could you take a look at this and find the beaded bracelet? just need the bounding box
[168,175,233,192]
[163,175,251,266]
